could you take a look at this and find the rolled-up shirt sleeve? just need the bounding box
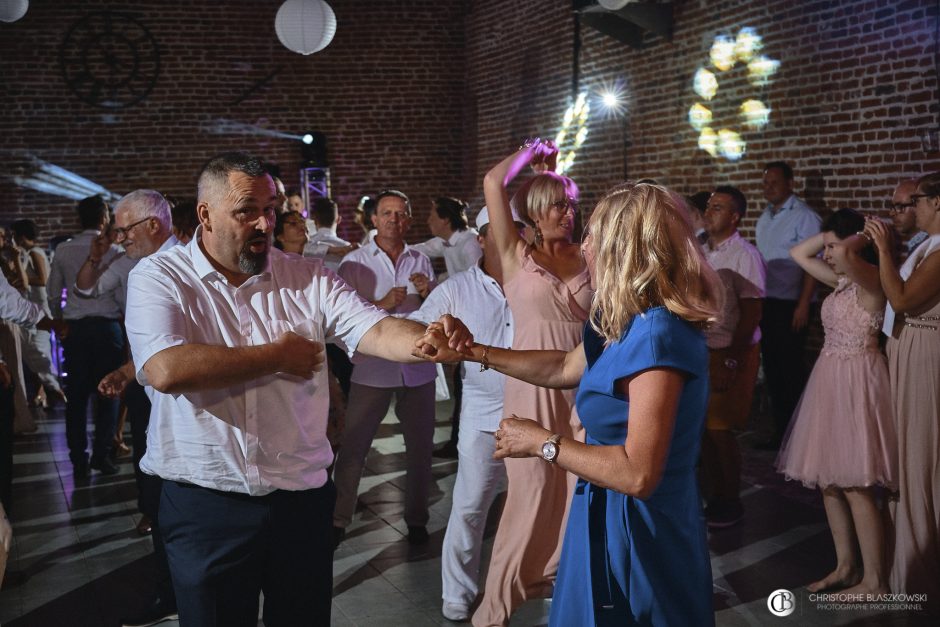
[125,261,188,386]
[318,267,388,357]
[0,274,43,326]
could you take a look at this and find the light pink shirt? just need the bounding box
[339,240,437,388]
[704,232,766,349]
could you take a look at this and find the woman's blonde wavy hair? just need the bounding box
[588,182,723,342]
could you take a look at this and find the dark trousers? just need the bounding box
[126,381,174,605]
[0,382,13,512]
[160,479,336,627]
[63,318,125,465]
[325,343,352,399]
[759,298,810,441]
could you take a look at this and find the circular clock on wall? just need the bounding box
[59,11,160,109]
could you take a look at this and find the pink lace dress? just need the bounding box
[776,279,898,490]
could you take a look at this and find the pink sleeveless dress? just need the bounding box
[776,279,897,490]
[472,246,592,627]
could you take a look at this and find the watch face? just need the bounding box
[541,441,558,461]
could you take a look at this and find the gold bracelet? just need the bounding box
[479,345,490,372]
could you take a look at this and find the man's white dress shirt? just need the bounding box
[0,274,43,327]
[125,229,387,495]
[412,228,482,280]
[48,230,126,319]
[339,240,436,388]
[410,265,512,431]
[303,227,350,272]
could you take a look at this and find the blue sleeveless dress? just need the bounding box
[549,307,714,626]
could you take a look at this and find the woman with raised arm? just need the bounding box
[777,209,896,596]
[466,139,591,626]
[420,182,721,626]
[865,171,940,612]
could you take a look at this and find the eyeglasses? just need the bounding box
[112,217,152,241]
[909,193,937,205]
[887,201,915,215]
[551,198,578,211]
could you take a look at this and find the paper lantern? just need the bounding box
[0,0,29,23]
[275,0,336,56]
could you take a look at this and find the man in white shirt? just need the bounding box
[333,189,438,547]
[75,189,179,627]
[124,154,467,626]
[701,186,766,529]
[303,196,357,272]
[412,196,482,280]
[755,161,821,449]
[48,195,131,477]
[410,206,521,622]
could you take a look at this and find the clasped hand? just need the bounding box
[412,315,474,362]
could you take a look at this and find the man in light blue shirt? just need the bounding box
[754,162,821,449]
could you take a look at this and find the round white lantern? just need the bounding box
[0,0,29,23]
[275,0,336,56]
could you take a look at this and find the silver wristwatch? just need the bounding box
[541,434,562,463]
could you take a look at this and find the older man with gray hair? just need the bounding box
[75,188,180,627]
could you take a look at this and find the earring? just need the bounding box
[534,226,544,247]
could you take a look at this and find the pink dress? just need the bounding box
[776,279,897,490]
[472,246,591,627]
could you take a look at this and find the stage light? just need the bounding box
[693,68,718,101]
[747,55,780,86]
[13,159,117,201]
[698,128,718,157]
[710,36,736,72]
[302,133,314,145]
[718,129,745,161]
[688,103,712,131]
[602,92,619,109]
[740,99,770,129]
[734,27,762,62]
[690,27,779,162]
[555,91,590,175]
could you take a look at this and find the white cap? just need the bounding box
[476,205,523,229]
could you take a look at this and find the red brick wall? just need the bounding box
[462,0,940,238]
[0,0,468,245]
[2,0,939,247]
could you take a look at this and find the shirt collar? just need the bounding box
[190,225,272,283]
[766,194,797,214]
[706,231,743,252]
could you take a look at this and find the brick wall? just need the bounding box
[2,0,939,247]
[463,0,940,238]
[0,0,468,245]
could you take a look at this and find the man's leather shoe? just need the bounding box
[135,515,152,536]
[89,456,119,475]
[120,598,178,627]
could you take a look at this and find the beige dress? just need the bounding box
[472,247,591,627]
[887,244,940,614]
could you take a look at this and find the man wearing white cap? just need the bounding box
[410,206,525,622]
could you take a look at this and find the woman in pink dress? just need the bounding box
[469,139,591,626]
[865,171,940,613]
[777,209,897,595]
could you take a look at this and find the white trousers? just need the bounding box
[441,425,507,607]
